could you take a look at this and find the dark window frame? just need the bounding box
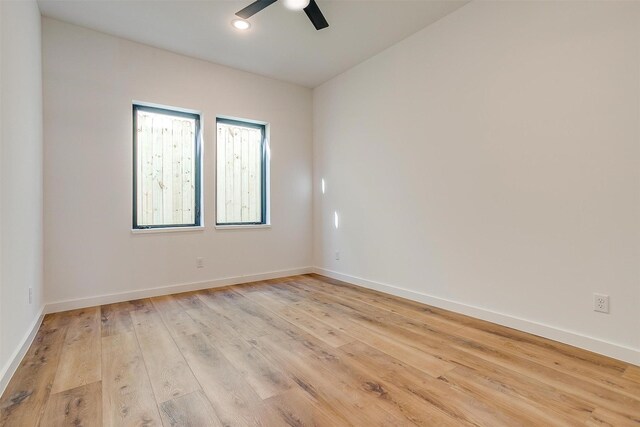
[216,117,267,226]
[132,104,202,230]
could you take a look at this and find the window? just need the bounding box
[216,118,267,225]
[133,104,201,229]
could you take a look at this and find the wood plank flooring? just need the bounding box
[1,274,639,426]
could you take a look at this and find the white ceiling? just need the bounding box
[37,0,469,88]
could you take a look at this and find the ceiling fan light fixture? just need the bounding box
[283,0,311,11]
[231,18,251,30]
[235,0,328,30]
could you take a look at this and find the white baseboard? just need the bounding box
[44,267,313,314]
[312,267,640,366]
[0,306,45,398]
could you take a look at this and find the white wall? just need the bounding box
[42,18,312,306]
[0,0,4,379]
[0,0,44,388]
[313,1,640,363]
[1,0,4,378]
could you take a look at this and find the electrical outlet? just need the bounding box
[335,251,340,261]
[196,257,204,268]
[28,288,33,304]
[593,293,609,313]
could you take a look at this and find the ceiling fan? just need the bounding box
[236,0,329,31]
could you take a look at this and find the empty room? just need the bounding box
[1,0,639,425]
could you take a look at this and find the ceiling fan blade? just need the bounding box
[304,0,329,30]
[236,0,278,19]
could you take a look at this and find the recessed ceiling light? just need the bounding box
[283,0,310,11]
[231,19,251,31]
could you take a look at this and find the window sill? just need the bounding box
[215,224,271,230]
[131,226,205,234]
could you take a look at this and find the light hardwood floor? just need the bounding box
[1,274,639,426]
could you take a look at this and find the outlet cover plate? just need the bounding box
[593,293,609,313]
